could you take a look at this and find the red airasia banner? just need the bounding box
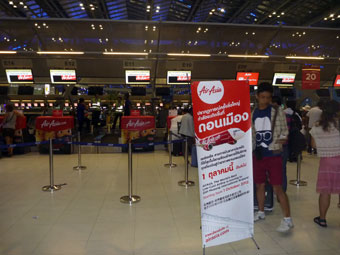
[35,116,74,132]
[192,80,253,248]
[130,109,141,116]
[302,67,320,90]
[192,80,251,150]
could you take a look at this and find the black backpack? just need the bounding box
[288,112,306,155]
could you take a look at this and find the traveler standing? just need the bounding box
[124,93,132,116]
[310,100,340,228]
[77,98,86,133]
[1,104,23,157]
[252,83,293,232]
[307,100,324,154]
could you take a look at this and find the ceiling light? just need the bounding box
[147,5,151,8]
[285,56,324,60]
[37,51,85,55]
[268,15,272,17]
[272,11,276,15]
[13,5,17,8]
[91,7,95,10]
[281,12,284,15]
[220,8,225,13]
[0,51,17,54]
[156,9,159,13]
[103,52,148,56]
[228,54,269,58]
[9,1,13,5]
[24,5,27,8]
[330,13,334,17]
[89,4,93,7]
[156,6,160,9]
[80,3,83,6]
[167,53,211,57]
[19,1,23,5]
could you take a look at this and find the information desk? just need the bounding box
[121,116,155,151]
[35,116,74,154]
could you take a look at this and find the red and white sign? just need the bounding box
[36,116,74,131]
[130,109,141,116]
[121,116,154,130]
[236,72,259,86]
[50,69,77,84]
[126,70,151,84]
[272,73,296,86]
[167,71,192,84]
[192,80,253,248]
[302,67,320,90]
[334,74,340,87]
[6,69,34,83]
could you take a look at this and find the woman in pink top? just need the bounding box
[310,100,340,227]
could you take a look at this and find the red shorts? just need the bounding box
[253,155,283,186]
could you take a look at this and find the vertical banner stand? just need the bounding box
[120,142,141,204]
[42,138,65,192]
[178,138,195,187]
[73,132,87,171]
[164,131,177,168]
[203,245,206,255]
[289,153,307,186]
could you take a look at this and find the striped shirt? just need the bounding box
[310,123,340,157]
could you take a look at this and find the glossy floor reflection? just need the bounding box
[0,150,339,255]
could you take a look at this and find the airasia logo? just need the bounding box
[18,75,33,80]
[126,119,151,129]
[41,120,67,129]
[197,81,224,105]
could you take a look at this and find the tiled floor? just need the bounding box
[0,149,339,255]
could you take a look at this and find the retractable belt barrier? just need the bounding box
[0,136,190,198]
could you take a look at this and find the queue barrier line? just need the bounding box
[0,138,185,149]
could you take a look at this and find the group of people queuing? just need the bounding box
[252,82,340,232]
[76,93,132,134]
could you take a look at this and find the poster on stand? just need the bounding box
[191,80,253,248]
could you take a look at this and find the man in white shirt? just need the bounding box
[307,100,324,129]
[307,100,324,154]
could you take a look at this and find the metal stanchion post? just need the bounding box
[120,142,141,204]
[289,153,307,186]
[164,131,177,168]
[42,138,65,192]
[178,138,195,187]
[73,132,87,171]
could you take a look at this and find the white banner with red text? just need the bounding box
[192,80,253,248]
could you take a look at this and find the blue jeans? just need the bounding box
[282,144,289,192]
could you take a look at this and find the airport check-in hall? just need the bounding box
[0,1,340,255]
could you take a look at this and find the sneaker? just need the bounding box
[276,218,294,233]
[254,211,265,222]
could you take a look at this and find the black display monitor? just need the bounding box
[131,87,146,96]
[71,87,78,95]
[316,89,330,97]
[18,86,34,95]
[88,86,103,95]
[156,87,170,96]
[280,88,294,97]
[0,86,8,95]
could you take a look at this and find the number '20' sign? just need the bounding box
[302,68,320,90]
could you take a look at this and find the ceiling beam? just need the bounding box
[99,0,110,19]
[0,1,26,17]
[186,0,204,21]
[226,0,252,23]
[302,3,340,26]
